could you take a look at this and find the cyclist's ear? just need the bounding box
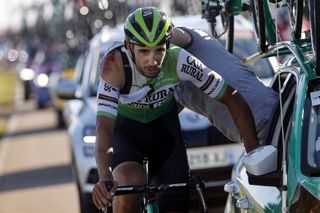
[124,40,128,49]
[124,40,134,54]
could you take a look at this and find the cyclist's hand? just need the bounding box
[92,179,118,210]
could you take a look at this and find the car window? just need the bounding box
[301,79,320,176]
[264,69,297,169]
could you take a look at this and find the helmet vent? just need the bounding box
[141,7,154,32]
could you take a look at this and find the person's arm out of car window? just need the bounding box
[171,27,192,48]
[218,86,259,152]
[92,49,124,210]
[176,49,259,152]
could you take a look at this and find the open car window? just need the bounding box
[301,79,320,176]
[265,67,298,170]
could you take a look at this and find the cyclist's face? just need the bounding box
[132,43,166,78]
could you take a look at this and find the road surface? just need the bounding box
[0,83,80,213]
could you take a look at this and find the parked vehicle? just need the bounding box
[53,15,274,211]
[50,49,83,128]
[22,44,62,109]
[17,47,37,101]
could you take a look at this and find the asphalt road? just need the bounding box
[0,83,226,213]
[0,83,80,213]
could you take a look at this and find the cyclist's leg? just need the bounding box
[111,116,148,213]
[148,106,190,213]
[112,162,145,213]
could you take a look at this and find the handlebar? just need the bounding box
[104,176,209,213]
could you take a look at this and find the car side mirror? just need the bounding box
[52,79,78,100]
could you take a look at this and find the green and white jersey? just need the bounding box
[97,44,227,123]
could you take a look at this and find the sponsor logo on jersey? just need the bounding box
[104,83,118,92]
[187,56,203,71]
[128,102,149,108]
[126,86,176,108]
[180,56,204,81]
[98,103,118,110]
[146,86,175,102]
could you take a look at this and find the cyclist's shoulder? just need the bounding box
[103,41,124,58]
[101,46,125,86]
[101,48,123,68]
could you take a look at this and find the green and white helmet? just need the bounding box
[124,7,173,48]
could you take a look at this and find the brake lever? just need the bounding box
[104,180,114,191]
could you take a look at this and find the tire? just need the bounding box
[56,109,66,129]
[250,0,267,52]
[287,0,304,39]
[23,81,31,101]
[71,152,100,213]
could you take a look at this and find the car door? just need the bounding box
[226,66,299,213]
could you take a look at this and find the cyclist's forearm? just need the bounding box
[95,146,113,180]
[95,129,114,180]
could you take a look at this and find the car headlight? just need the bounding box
[83,126,96,144]
[35,73,49,87]
[82,126,96,157]
[20,68,35,81]
[290,184,320,212]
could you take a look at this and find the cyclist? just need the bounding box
[171,27,278,144]
[92,7,259,212]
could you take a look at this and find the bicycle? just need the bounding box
[102,157,209,213]
[200,0,304,52]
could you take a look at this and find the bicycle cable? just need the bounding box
[274,1,288,212]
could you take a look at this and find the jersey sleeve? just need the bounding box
[176,48,228,100]
[96,78,119,120]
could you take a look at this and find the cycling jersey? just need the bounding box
[97,44,228,123]
[174,26,279,143]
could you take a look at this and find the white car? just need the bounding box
[53,26,124,210]
[53,15,274,210]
